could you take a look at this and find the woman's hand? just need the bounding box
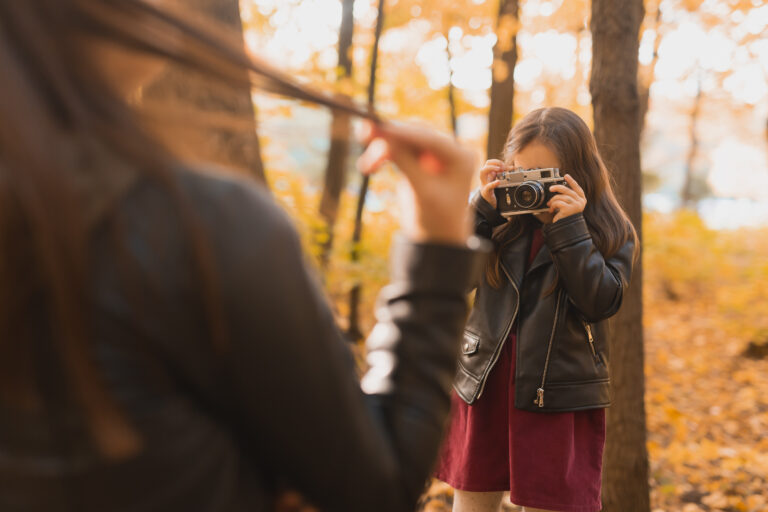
[478,159,505,209]
[274,491,319,512]
[357,121,476,245]
[546,174,587,223]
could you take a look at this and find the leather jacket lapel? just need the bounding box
[527,243,552,274]
[499,231,530,287]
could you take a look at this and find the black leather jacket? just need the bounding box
[0,167,487,512]
[453,192,635,412]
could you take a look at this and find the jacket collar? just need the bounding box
[499,229,529,288]
[527,242,552,274]
[499,225,553,287]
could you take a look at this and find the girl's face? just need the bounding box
[509,140,562,224]
[509,140,560,171]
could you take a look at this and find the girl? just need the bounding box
[436,107,638,512]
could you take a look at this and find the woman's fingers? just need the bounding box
[358,121,475,184]
[357,133,431,179]
[373,121,460,160]
[274,491,320,512]
[364,122,455,178]
[357,137,391,175]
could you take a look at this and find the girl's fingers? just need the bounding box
[547,194,575,206]
[548,199,569,213]
[563,174,585,197]
[480,162,504,182]
[481,180,503,204]
[549,184,581,201]
[481,170,498,184]
[482,179,503,192]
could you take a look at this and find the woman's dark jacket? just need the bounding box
[0,166,487,512]
[454,192,635,412]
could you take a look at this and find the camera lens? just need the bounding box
[513,181,545,209]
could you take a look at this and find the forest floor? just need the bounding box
[643,294,768,511]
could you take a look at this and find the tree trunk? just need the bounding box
[143,0,266,183]
[347,0,385,343]
[318,0,356,267]
[445,32,459,137]
[487,0,519,160]
[638,4,662,135]
[590,0,650,510]
[681,73,702,209]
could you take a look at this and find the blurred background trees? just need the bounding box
[145,0,266,182]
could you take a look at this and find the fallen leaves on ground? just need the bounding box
[644,212,768,512]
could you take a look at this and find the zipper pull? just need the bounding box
[536,388,545,407]
[583,321,600,362]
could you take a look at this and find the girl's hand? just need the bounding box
[547,174,587,223]
[478,159,505,209]
[357,121,476,245]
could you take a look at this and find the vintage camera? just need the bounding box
[494,167,566,217]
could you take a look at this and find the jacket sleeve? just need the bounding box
[541,212,635,322]
[209,181,488,511]
[470,189,507,240]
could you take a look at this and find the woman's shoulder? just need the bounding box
[174,165,290,231]
[107,163,302,278]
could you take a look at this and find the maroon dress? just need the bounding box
[435,228,605,512]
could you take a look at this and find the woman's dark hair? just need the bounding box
[485,107,639,288]
[0,0,373,458]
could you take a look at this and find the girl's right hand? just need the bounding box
[479,159,505,208]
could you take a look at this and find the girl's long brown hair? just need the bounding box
[486,107,639,288]
[0,0,377,458]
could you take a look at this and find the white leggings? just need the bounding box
[452,490,558,512]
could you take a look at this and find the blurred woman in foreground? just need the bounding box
[0,1,486,510]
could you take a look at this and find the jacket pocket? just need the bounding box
[462,330,480,355]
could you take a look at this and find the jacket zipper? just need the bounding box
[476,262,519,400]
[535,290,563,408]
[583,320,602,365]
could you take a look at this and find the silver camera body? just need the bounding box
[494,167,566,217]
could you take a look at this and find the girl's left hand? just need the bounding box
[547,174,587,223]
